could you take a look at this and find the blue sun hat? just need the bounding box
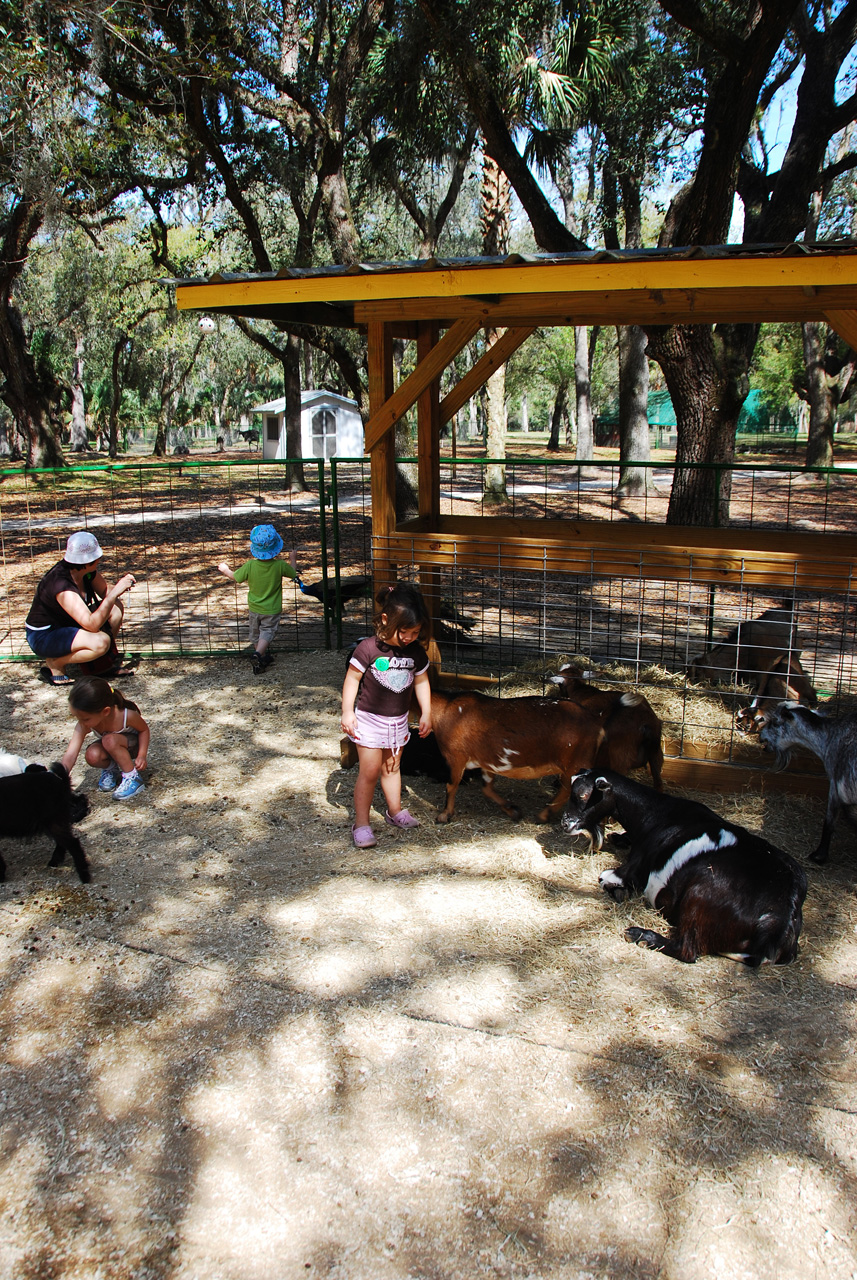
[249,524,284,560]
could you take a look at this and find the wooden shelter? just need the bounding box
[176,242,857,792]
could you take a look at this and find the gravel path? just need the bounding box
[0,652,856,1280]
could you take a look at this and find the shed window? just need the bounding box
[311,408,337,458]
[266,416,280,442]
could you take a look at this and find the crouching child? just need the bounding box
[62,676,150,800]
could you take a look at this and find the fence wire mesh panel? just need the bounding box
[435,457,857,533]
[383,537,857,770]
[3,455,857,772]
[0,459,367,659]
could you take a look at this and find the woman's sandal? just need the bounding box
[38,667,74,686]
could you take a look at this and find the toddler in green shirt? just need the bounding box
[218,524,298,674]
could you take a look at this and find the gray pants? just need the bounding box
[248,611,281,648]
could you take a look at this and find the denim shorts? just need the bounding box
[25,625,81,659]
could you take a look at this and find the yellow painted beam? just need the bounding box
[440,326,536,425]
[363,316,481,453]
[176,252,857,314]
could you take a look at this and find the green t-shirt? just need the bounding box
[233,557,296,615]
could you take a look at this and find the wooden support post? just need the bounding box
[417,320,441,523]
[416,321,442,652]
[368,321,396,594]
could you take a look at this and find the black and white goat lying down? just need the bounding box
[561,770,807,966]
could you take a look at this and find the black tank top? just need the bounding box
[26,562,86,628]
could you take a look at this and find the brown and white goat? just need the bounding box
[549,664,664,789]
[430,689,604,824]
[688,603,803,699]
[561,770,807,966]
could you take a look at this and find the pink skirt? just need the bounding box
[348,710,411,751]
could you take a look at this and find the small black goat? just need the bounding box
[761,702,857,863]
[561,769,806,966]
[0,763,91,883]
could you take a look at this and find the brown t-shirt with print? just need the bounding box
[349,637,429,718]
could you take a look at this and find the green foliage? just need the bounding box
[750,324,804,410]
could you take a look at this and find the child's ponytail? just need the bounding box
[69,676,139,715]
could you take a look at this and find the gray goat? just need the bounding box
[760,703,857,863]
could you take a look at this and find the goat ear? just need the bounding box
[595,776,610,789]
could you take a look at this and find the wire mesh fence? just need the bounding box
[2,454,856,772]
[0,457,376,661]
[435,455,857,532]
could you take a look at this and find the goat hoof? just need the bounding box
[808,849,828,864]
[625,927,657,949]
[435,812,451,825]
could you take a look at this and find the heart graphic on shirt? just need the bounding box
[372,661,412,694]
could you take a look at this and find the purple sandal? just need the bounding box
[384,809,420,830]
[352,824,377,848]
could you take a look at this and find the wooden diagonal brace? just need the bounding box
[824,310,857,352]
[440,325,536,425]
[363,315,482,452]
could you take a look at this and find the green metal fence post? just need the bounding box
[317,458,331,649]
[330,459,343,650]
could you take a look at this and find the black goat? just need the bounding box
[299,576,372,612]
[0,763,91,883]
[561,770,806,966]
[760,702,857,863]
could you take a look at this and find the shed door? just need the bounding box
[311,408,337,458]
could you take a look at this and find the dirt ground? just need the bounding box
[1,651,856,1280]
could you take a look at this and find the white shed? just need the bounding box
[255,390,364,460]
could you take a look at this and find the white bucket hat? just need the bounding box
[65,531,103,565]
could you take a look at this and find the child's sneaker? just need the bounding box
[114,771,145,800]
[252,651,273,675]
[98,764,122,792]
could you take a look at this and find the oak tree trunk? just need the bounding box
[547,384,567,452]
[802,321,836,469]
[70,334,88,451]
[647,324,742,526]
[284,333,308,491]
[616,324,654,496]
